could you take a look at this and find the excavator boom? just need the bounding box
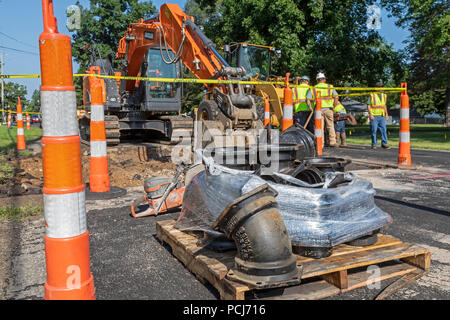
[117,3,226,92]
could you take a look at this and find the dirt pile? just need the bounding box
[0,143,177,204]
[84,144,177,188]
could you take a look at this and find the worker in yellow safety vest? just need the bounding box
[293,75,314,133]
[306,72,339,147]
[334,101,347,146]
[367,82,390,149]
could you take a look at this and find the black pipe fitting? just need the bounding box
[212,184,301,289]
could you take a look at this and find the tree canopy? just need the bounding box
[65,0,447,117]
[70,0,156,105]
[381,0,449,118]
[3,82,28,111]
[71,0,156,69]
[27,90,41,112]
[186,0,407,88]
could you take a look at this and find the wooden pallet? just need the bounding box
[156,220,430,300]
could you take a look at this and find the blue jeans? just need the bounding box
[294,111,314,133]
[334,111,346,133]
[370,116,388,146]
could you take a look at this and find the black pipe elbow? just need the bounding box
[212,184,301,289]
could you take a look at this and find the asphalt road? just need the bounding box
[84,146,449,300]
[2,147,449,300]
[323,144,450,169]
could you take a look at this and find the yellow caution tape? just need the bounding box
[0,73,406,94]
[0,74,41,79]
[0,109,41,114]
[74,73,286,86]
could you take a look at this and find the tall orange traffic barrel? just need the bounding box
[39,0,95,300]
[282,73,293,131]
[26,112,31,130]
[7,110,11,129]
[16,97,26,150]
[84,68,126,200]
[398,83,411,166]
[314,92,323,156]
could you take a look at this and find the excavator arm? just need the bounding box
[117,3,228,92]
[115,3,259,132]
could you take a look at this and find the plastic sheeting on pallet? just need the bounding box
[175,154,392,247]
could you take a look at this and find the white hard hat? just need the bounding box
[316,72,326,80]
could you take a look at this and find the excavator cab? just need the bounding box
[223,43,279,80]
[142,48,182,112]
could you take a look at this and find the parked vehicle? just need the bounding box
[31,115,40,123]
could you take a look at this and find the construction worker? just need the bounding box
[306,72,339,147]
[293,75,314,133]
[334,101,347,146]
[367,82,390,149]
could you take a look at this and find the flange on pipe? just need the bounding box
[212,184,301,289]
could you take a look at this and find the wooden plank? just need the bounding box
[321,270,348,289]
[156,220,429,301]
[295,234,402,263]
[344,262,418,292]
[157,221,249,299]
[401,252,431,270]
[374,270,426,300]
[301,243,429,279]
[261,280,341,300]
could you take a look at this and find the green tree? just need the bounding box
[27,89,41,112]
[186,0,406,89]
[71,0,156,106]
[71,0,156,69]
[381,0,449,120]
[181,71,205,112]
[3,82,28,111]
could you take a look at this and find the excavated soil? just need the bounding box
[0,143,177,207]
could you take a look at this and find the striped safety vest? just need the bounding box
[334,102,346,113]
[370,93,387,116]
[293,85,310,112]
[312,83,335,109]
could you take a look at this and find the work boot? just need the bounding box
[340,132,347,146]
[382,144,391,149]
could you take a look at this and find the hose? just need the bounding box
[158,24,186,65]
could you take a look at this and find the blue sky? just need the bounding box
[0,0,409,100]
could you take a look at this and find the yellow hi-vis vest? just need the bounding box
[293,85,310,112]
[313,83,335,109]
[370,93,387,116]
[334,102,346,113]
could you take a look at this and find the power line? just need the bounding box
[0,31,37,49]
[0,45,38,56]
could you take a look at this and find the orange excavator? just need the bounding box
[80,3,263,146]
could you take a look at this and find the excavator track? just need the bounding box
[104,115,121,146]
[79,114,194,146]
[163,115,194,144]
[79,114,121,146]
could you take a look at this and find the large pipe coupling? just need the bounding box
[212,184,301,288]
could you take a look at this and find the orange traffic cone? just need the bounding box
[16,98,26,150]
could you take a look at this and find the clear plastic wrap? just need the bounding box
[175,154,393,247]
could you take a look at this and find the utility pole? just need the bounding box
[1,53,4,124]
